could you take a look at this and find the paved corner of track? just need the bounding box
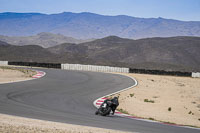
[93,73,138,116]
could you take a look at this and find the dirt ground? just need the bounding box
[0,66,35,83]
[113,73,200,128]
[0,114,131,133]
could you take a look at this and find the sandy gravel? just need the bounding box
[113,73,200,127]
[0,114,131,133]
[0,66,35,84]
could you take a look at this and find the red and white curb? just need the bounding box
[93,73,138,117]
[32,71,46,78]
[94,97,130,116]
[93,73,200,130]
[94,97,162,122]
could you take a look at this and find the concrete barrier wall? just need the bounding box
[0,61,8,66]
[61,63,129,73]
[192,72,200,78]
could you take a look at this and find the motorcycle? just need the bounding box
[95,100,113,116]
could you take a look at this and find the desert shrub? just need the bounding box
[117,108,129,114]
[144,99,155,103]
[129,93,134,97]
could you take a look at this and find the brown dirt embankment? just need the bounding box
[0,66,36,84]
[113,73,200,128]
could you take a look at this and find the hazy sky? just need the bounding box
[0,0,200,21]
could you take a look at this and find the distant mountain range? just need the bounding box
[0,12,200,39]
[0,32,93,48]
[1,36,200,72]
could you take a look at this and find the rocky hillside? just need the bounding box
[1,36,200,72]
[48,36,200,71]
[0,32,93,48]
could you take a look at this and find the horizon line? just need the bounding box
[0,11,199,22]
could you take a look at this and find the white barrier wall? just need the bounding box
[0,61,8,66]
[61,63,129,73]
[192,72,200,78]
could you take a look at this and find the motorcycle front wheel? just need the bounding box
[101,107,112,116]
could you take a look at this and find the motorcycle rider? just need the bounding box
[100,97,119,115]
[110,97,119,115]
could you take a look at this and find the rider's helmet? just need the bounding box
[113,97,118,100]
[112,97,119,105]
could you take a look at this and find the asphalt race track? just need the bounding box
[0,68,199,133]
